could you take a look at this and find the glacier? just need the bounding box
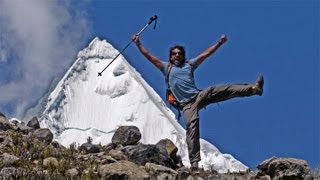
[38,37,248,173]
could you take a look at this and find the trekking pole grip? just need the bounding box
[148,15,157,24]
[149,15,157,29]
[136,15,158,36]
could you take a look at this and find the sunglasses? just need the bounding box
[170,51,183,56]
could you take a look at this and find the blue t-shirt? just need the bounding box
[161,59,200,103]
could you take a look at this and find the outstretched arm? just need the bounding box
[132,34,163,70]
[194,34,227,66]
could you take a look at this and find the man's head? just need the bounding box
[169,45,186,65]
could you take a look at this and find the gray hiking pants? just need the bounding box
[181,83,256,164]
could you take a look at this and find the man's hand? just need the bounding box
[219,34,227,44]
[132,34,141,45]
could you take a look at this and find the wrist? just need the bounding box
[135,41,142,46]
[217,40,223,46]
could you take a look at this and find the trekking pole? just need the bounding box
[98,15,158,76]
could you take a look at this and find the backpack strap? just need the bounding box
[165,62,172,85]
[165,61,193,84]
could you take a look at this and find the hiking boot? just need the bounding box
[253,75,264,96]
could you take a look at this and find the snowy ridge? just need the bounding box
[39,37,248,173]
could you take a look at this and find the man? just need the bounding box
[132,34,264,170]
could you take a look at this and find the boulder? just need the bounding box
[27,117,40,129]
[256,157,313,179]
[98,160,149,179]
[32,128,53,144]
[112,126,141,146]
[79,142,101,154]
[156,138,182,167]
[0,153,20,167]
[43,157,59,169]
[156,138,178,158]
[122,143,176,168]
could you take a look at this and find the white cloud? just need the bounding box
[0,0,92,118]
[0,49,7,62]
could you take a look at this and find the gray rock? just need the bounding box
[79,142,101,154]
[108,149,127,160]
[32,128,53,144]
[51,141,60,148]
[0,167,17,179]
[156,138,178,158]
[100,155,117,164]
[156,138,182,167]
[102,142,116,152]
[43,157,59,168]
[27,117,40,129]
[0,153,19,167]
[145,162,178,174]
[256,157,313,179]
[16,123,33,134]
[0,116,13,131]
[98,160,149,179]
[65,167,79,177]
[0,135,13,148]
[112,126,141,146]
[122,143,176,168]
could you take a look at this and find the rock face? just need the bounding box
[256,157,314,179]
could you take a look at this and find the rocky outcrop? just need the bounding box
[256,157,314,179]
[0,112,317,179]
[110,126,181,169]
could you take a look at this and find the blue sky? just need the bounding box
[0,0,319,170]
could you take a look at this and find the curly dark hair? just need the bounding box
[169,45,186,63]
